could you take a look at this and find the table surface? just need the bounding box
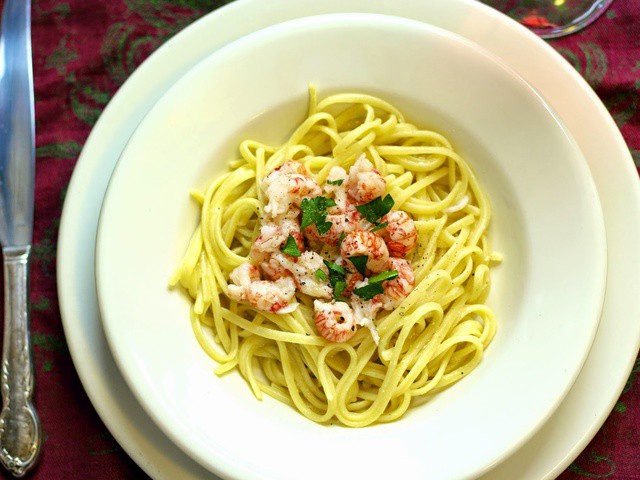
[0,0,638,479]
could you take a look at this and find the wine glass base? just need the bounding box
[480,0,614,39]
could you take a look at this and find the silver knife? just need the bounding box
[0,0,42,476]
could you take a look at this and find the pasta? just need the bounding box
[170,87,500,427]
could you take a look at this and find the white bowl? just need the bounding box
[95,13,606,480]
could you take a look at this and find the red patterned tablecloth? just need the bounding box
[0,0,637,478]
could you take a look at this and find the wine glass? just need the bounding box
[480,0,614,38]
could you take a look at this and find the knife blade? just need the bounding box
[0,0,42,476]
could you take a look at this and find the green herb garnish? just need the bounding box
[353,282,384,301]
[280,235,301,257]
[338,232,346,247]
[315,269,327,282]
[333,281,348,301]
[326,179,344,186]
[323,260,347,276]
[316,218,333,235]
[323,260,348,300]
[348,255,368,277]
[352,269,399,300]
[355,195,395,223]
[300,196,337,231]
[370,221,388,233]
[368,270,399,283]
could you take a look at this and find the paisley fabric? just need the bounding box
[6,0,638,478]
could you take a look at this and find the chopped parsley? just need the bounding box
[355,195,395,223]
[316,218,333,235]
[315,269,327,282]
[300,196,336,233]
[338,232,346,247]
[326,178,344,186]
[348,255,368,276]
[323,260,347,276]
[280,235,301,257]
[323,260,348,301]
[333,281,347,301]
[353,269,399,300]
[368,270,399,283]
[353,282,384,301]
[370,221,388,233]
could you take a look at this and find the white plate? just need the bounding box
[57,1,640,479]
[94,14,605,480]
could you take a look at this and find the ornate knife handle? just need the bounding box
[0,247,41,477]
